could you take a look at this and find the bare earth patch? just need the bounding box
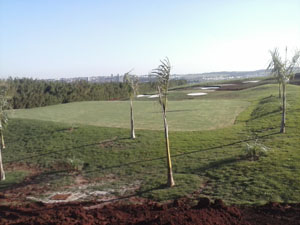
[50,193,72,200]
[0,198,300,225]
[1,168,300,224]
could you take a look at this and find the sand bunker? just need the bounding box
[220,84,236,86]
[137,94,159,98]
[187,93,208,96]
[243,80,260,83]
[201,86,220,90]
[148,94,159,98]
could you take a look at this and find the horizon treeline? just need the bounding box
[3,78,187,109]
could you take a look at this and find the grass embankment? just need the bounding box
[2,84,300,205]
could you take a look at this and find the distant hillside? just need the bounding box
[18,68,300,84]
[48,70,270,84]
[178,67,300,83]
[290,72,300,85]
[176,69,269,83]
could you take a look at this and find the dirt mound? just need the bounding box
[1,198,300,225]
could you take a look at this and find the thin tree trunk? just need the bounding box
[280,83,286,133]
[278,83,282,99]
[1,129,5,149]
[0,143,5,181]
[0,122,4,181]
[162,109,175,187]
[130,99,136,139]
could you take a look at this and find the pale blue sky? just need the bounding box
[0,0,299,79]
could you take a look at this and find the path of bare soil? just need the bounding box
[1,197,300,225]
[1,166,300,224]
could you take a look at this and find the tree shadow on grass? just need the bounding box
[4,126,77,145]
[249,109,281,121]
[4,143,100,164]
[84,131,279,174]
[0,132,279,200]
[152,109,200,113]
[0,169,70,192]
[191,156,242,174]
[4,136,131,164]
[92,183,168,204]
[3,130,279,190]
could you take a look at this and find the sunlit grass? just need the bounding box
[9,99,249,131]
[2,83,300,205]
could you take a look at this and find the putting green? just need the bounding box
[9,99,249,131]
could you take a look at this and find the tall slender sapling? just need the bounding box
[123,71,139,139]
[0,83,9,181]
[267,48,300,133]
[152,58,175,187]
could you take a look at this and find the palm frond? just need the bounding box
[268,48,300,83]
[151,57,171,104]
[123,71,139,98]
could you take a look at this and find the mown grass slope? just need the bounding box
[2,83,300,205]
[9,99,249,131]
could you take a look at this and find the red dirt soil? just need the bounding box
[1,198,300,225]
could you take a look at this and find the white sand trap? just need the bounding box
[187,92,208,96]
[220,84,236,86]
[148,94,159,98]
[137,94,150,98]
[243,80,260,83]
[201,86,220,90]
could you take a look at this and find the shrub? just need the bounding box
[67,157,84,172]
[244,140,270,161]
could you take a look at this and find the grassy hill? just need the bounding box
[9,99,249,131]
[1,83,300,205]
[9,82,285,131]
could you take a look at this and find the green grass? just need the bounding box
[0,171,29,192]
[2,83,300,205]
[9,99,249,131]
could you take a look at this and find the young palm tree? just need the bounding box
[123,72,139,139]
[152,58,175,187]
[0,83,9,181]
[275,73,282,99]
[268,48,300,133]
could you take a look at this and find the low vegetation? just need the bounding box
[2,81,300,204]
[5,78,186,109]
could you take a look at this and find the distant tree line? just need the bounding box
[4,78,187,109]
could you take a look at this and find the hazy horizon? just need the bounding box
[1,0,299,79]
[0,68,271,81]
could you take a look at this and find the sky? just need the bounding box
[0,0,299,79]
